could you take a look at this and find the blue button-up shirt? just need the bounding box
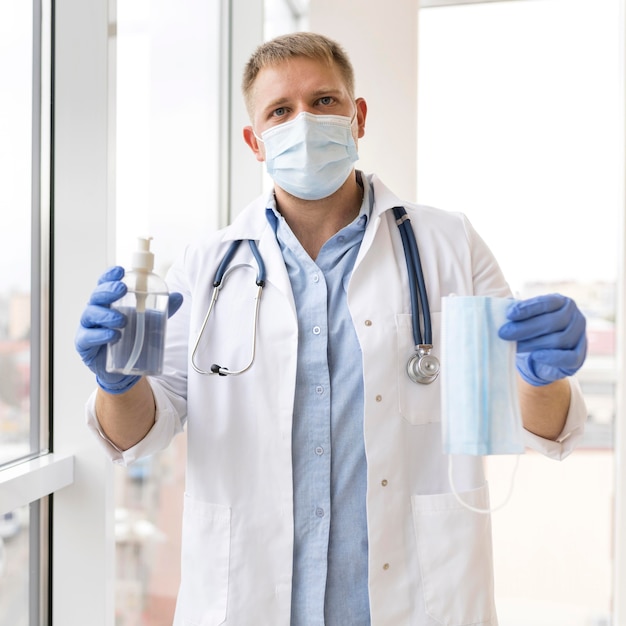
[266,178,373,625]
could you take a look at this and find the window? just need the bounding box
[0,0,47,469]
[0,3,69,626]
[417,0,620,623]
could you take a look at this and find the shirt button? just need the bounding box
[312,274,320,283]
[381,479,388,487]
[337,235,345,243]
[313,326,321,335]
[383,563,390,570]
[315,446,324,456]
[365,320,372,326]
[315,507,325,518]
[376,395,383,402]
[315,385,324,394]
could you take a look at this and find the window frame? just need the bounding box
[0,1,75,624]
[421,0,527,7]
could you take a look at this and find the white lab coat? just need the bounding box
[87,174,587,626]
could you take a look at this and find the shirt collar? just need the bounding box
[265,170,372,233]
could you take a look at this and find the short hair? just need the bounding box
[242,32,355,117]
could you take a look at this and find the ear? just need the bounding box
[243,126,265,162]
[355,98,367,139]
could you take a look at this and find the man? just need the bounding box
[77,32,587,625]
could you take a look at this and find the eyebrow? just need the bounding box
[261,88,346,114]
[262,97,290,113]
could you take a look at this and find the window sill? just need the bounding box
[0,453,74,514]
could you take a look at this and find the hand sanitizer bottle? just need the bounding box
[106,237,169,375]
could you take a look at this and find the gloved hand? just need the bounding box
[75,266,184,394]
[498,293,587,386]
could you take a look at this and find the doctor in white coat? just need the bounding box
[77,32,588,626]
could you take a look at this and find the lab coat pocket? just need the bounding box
[411,484,496,626]
[177,495,231,626]
[396,312,441,424]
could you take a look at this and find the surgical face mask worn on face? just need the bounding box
[256,111,359,200]
[441,295,525,513]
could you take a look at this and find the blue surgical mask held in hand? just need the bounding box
[441,295,524,457]
[441,295,524,514]
[256,110,358,200]
[498,293,587,386]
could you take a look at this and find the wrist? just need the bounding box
[96,373,141,395]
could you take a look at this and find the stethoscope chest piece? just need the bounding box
[407,344,440,384]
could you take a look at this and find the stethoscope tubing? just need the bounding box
[191,239,265,376]
[392,206,433,347]
[214,239,266,287]
[192,208,435,381]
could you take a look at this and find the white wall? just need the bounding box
[308,0,419,201]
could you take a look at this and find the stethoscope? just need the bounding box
[191,206,440,384]
[392,206,440,384]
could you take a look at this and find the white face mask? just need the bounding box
[256,111,359,200]
[441,295,524,513]
[441,295,523,457]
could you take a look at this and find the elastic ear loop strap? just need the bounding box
[448,455,520,514]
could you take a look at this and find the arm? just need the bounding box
[499,293,587,442]
[95,378,156,451]
[518,376,570,441]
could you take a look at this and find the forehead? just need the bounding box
[250,57,350,111]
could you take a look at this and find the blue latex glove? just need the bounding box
[75,266,184,394]
[498,293,587,386]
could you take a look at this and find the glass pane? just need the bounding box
[0,506,31,626]
[417,0,619,623]
[0,1,46,467]
[0,1,33,465]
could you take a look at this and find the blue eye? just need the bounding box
[273,107,287,117]
[319,97,333,105]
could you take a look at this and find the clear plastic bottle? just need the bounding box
[106,237,169,376]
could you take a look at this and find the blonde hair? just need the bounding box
[242,32,355,116]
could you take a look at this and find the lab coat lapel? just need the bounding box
[354,174,405,267]
[258,226,297,315]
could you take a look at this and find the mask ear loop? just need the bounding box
[448,455,520,514]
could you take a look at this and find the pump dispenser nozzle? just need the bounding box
[132,237,155,272]
[132,237,154,313]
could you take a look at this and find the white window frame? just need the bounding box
[51,0,116,623]
[421,0,526,6]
